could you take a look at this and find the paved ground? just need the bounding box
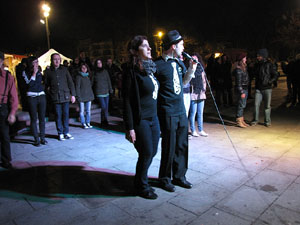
[1,77,300,225]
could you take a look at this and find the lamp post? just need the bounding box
[154,31,164,56]
[42,3,51,50]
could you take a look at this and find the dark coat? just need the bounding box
[122,64,141,130]
[233,67,249,94]
[92,69,113,96]
[75,74,94,102]
[254,60,279,90]
[44,66,76,103]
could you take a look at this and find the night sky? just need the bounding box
[0,0,298,57]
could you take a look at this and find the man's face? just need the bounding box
[257,55,263,62]
[174,40,184,58]
[107,59,112,66]
[52,54,61,68]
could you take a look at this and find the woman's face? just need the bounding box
[242,57,247,64]
[96,60,102,68]
[81,65,88,73]
[138,39,151,60]
[32,59,39,71]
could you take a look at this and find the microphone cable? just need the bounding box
[183,52,285,224]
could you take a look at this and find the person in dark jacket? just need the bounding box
[44,53,76,140]
[15,58,28,111]
[232,52,249,128]
[291,55,300,106]
[251,49,279,127]
[23,56,47,146]
[123,35,160,199]
[93,59,113,126]
[155,30,196,192]
[76,63,94,129]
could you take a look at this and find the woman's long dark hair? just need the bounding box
[93,58,104,72]
[25,56,38,75]
[127,35,147,68]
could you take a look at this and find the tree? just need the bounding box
[273,9,300,58]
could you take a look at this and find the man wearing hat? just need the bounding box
[0,51,19,169]
[154,30,197,192]
[251,48,278,127]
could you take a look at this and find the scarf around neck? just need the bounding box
[142,59,156,75]
[80,72,89,77]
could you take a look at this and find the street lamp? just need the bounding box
[154,31,164,56]
[42,3,51,50]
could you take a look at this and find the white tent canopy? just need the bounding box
[38,48,72,71]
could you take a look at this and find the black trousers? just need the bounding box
[134,116,160,191]
[158,114,189,184]
[27,95,46,140]
[0,104,11,164]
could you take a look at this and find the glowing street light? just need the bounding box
[157,31,163,38]
[42,3,51,50]
[155,31,164,56]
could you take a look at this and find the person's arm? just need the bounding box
[105,70,113,93]
[75,75,81,102]
[269,62,279,84]
[122,68,136,143]
[183,59,197,85]
[66,69,76,103]
[8,75,19,124]
[234,69,244,95]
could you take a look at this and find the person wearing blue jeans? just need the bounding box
[76,63,94,129]
[188,53,208,137]
[253,89,272,125]
[97,96,109,125]
[251,49,278,127]
[232,52,249,128]
[55,102,70,135]
[93,59,113,126]
[44,53,76,141]
[79,101,92,128]
[189,99,206,136]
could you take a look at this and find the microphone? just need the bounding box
[182,52,199,64]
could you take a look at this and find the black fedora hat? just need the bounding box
[162,30,183,49]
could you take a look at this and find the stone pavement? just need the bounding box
[1,77,300,225]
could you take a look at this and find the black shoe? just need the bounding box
[33,140,41,147]
[138,190,158,200]
[172,179,193,189]
[160,183,176,192]
[1,162,13,169]
[40,139,48,145]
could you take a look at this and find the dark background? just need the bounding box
[0,0,299,59]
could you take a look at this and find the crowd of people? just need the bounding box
[0,29,299,200]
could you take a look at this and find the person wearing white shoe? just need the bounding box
[44,53,76,141]
[75,63,94,130]
[188,53,208,139]
[199,130,208,137]
[191,131,199,137]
